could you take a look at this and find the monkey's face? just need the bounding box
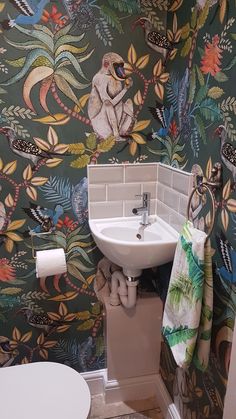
[113,62,126,81]
[102,53,127,81]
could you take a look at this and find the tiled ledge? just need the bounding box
[87,163,193,233]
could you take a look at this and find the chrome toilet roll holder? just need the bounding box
[30,230,63,259]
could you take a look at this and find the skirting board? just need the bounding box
[81,370,181,419]
[81,368,106,396]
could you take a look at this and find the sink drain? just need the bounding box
[136,233,142,240]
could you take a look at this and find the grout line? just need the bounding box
[105,184,108,202]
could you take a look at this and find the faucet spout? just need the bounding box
[132,192,151,225]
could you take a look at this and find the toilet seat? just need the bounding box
[0,361,91,419]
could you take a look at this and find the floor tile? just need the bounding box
[110,408,163,418]
[89,395,162,419]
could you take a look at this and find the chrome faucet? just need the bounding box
[132,192,151,225]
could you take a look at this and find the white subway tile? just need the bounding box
[107,183,141,201]
[163,188,180,209]
[158,165,172,187]
[157,184,165,202]
[89,202,123,219]
[169,210,186,233]
[125,164,157,183]
[179,195,188,217]
[124,199,142,217]
[172,172,193,196]
[89,185,106,202]
[124,199,156,217]
[156,202,171,223]
[141,182,157,199]
[88,166,124,184]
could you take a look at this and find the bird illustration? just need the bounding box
[214,125,236,183]
[148,102,174,138]
[0,127,64,167]
[17,308,62,334]
[2,0,54,29]
[132,18,174,64]
[71,177,88,224]
[23,202,64,234]
[216,231,236,284]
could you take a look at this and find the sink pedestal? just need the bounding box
[104,294,163,402]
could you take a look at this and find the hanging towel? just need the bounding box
[193,238,213,371]
[162,220,213,370]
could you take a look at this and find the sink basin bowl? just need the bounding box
[89,216,179,277]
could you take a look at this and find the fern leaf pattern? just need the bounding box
[39,177,72,211]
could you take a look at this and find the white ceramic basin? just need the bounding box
[89,216,179,277]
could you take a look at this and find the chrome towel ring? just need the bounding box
[187,182,215,241]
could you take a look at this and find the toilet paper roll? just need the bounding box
[35,248,67,278]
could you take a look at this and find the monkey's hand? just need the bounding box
[125,77,133,89]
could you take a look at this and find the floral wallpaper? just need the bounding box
[0,1,175,371]
[0,0,236,418]
[160,1,236,418]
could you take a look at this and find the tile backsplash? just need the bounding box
[87,163,193,232]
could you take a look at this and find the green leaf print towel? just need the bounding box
[162,221,213,371]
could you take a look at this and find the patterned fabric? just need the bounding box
[193,238,213,371]
[162,221,212,370]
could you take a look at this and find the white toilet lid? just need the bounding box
[0,362,91,419]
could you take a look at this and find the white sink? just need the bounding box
[89,216,179,277]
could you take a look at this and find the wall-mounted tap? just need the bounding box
[132,192,151,225]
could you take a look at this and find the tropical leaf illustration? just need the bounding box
[147,134,186,168]
[2,24,93,113]
[181,236,204,288]
[52,337,95,371]
[199,98,221,121]
[100,5,123,34]
[168,273,198,309]
[39,176,72,211]
[163,325,198,347]
[107,0,140,13]
[191,127,200,157]
[95,18,113,47]
[166,73,179,113]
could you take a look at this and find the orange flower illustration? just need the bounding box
[42,6,66,27]
[200,35,222,76]
[169,120,178,137]
[0,258,16,282]
[57,216,78,231]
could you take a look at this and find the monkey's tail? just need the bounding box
[51,82,92,127]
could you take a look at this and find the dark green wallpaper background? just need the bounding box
[0,1,235,418]
[160,1,236,418]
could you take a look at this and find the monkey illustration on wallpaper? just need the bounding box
[88,52,134,142]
